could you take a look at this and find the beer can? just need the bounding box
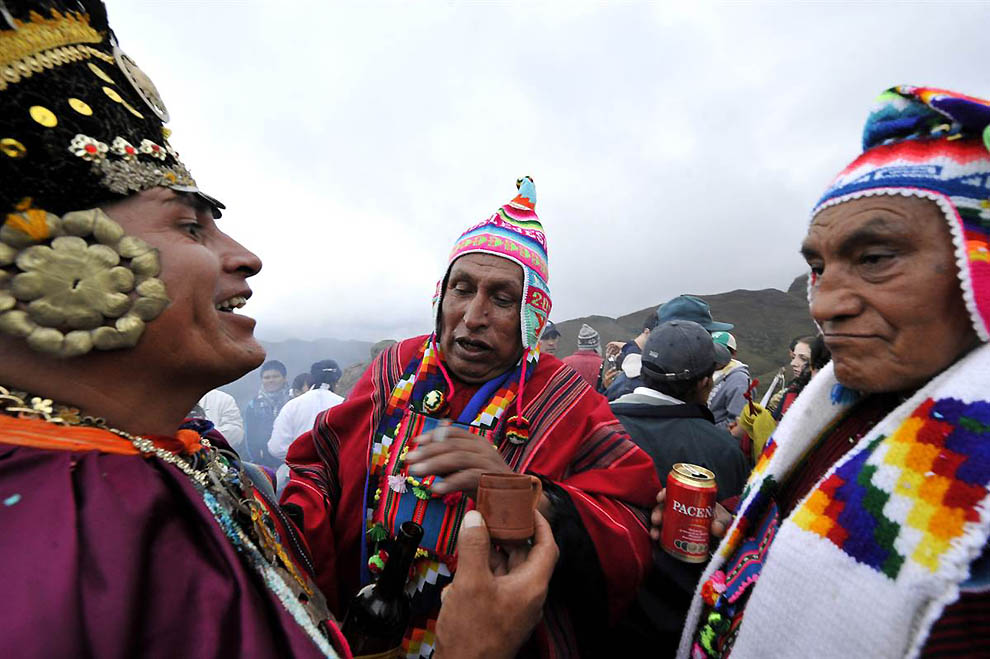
[661,463,716,563]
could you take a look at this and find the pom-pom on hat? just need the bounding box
[813,85,990,342]
[433,176,551,350]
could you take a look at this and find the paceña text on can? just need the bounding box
[672,500,714,518]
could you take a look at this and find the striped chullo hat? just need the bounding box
[433,176,551,349]
[576,323,600,352]
[812,85,990,342]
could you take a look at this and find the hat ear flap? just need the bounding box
[432,273,448,335]
[520,268,551,350]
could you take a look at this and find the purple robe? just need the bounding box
[0,440,337,657]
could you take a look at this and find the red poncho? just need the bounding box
[283,337,659,656]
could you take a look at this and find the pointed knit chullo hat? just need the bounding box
[433,176,551,350]
[813,85,990,342]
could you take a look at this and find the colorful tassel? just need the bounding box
[367,549,388,575]
[505,415,530,445]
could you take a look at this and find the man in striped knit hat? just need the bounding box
[284,177,658,657]
[677,86,990,658]
[562,323,604,387]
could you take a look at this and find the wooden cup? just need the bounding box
[476,473,543,543]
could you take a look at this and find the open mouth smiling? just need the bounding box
[215,295,248,313]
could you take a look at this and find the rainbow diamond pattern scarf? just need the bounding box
[680,343,990,659]
[360,335,539,657]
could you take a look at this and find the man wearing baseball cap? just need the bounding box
[611,320,749,506]
[708,331,752,430]
[609,319,750,655]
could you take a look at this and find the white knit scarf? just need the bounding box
[679,342,990,658]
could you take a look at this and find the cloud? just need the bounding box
[110,1,990,341]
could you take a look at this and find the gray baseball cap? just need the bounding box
[641,320,731,381]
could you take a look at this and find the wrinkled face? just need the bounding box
[103,188,264,385]
[791,341,811,378]
[261,368,287,392]
[538,334,559,355]
[802,195,977,394]
[438,253,524,384]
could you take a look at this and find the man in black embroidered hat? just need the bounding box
[0,1,351,655]
[0,2,557,657]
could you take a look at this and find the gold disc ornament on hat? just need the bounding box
[0,138,26,159]
[28,105,57,128]
[68,98,93,116]
[87,62,116,85]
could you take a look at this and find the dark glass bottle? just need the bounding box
[342,521,424,657]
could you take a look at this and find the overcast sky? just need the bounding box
[110,1,990,342]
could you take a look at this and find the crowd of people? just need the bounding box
[2,2,990,658]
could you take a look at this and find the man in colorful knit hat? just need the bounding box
[284,177,660,657]
[678,86,990,657]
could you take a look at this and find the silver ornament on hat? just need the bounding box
[113,44,170,122]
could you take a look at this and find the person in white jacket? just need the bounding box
[269,360,344,463]
[197,389,245,446]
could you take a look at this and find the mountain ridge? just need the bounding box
[221,274,815,404]
[552,276,815,393]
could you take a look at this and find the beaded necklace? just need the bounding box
[0,386,341,659]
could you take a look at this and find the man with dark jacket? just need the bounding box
[609,319,750,655]
[611,320,749,499]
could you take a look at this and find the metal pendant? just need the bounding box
[113,45,170,122]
